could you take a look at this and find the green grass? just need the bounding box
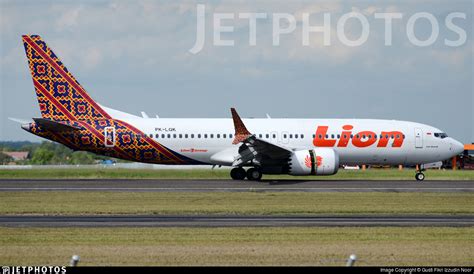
[0,227,472,266]
[0,168,473,180]
[1,192,472,215]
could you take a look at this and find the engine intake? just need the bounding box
[288,148,339,176]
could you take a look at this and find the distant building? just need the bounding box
[3,151,29,161]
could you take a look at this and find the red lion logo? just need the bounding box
[305,155,323,168]
[305,155,312,168]
[316,156,322,167]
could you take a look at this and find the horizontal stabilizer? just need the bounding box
[33,118,83,132]
[8,117,30,124]
[99,104,141,119]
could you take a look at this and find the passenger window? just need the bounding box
[331,134,334,139]
[162,134,165,138]
[229,134,233,138]
[337,134,340,139]
[204,134,208,138]
[173,134,176,138]
[167,134,171,138]
[185,134,188,138]
[156,134,159,139]
[294,134,298,139]
[179,134,182,138]
[284,134,287,138]
[217,134,220,138]
[210,134,213,138]
[289,134,293,139]
[191,134,194,138]
[198,134,201,138]
[273,134,276,138]
[223,134,227,138]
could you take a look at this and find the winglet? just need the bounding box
[231,108,251,144]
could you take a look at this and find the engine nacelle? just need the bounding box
[288,148,339,176]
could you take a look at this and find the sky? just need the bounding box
[0,0,472,143]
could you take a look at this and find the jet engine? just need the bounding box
[288,148,339,176]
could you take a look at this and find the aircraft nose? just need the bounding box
[450,139,464,155]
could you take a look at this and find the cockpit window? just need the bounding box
[434,133,448,139]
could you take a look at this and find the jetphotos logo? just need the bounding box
[189,4,467,54]
[1,266,66,274]
[313,125,405,148]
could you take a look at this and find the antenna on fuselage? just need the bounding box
[141,111,149,119]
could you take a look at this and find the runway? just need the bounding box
[0,179,472,192]
[0,215,472,227]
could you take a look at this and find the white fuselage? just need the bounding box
[123,117,464,166]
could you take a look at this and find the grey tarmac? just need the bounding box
[0,179,472,192]
[0,215,472,227]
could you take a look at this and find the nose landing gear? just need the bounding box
[415,172,425,181]
[415,164,425,181]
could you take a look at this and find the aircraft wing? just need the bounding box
[33,118,83,132]
[230,108,292,166]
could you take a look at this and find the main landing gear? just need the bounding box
[230,167,262,181]
[415,164,425,181]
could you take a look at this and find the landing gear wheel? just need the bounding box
[246,168,263,181]
[230,167,246,180]
[415,172,425,181]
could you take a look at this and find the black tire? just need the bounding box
[415,172,425,181]
[246,168,262,181]
[230,167,246,180]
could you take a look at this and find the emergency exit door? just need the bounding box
[414,128,423,148]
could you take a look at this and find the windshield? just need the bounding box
[434,132,448,139]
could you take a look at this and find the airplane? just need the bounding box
[14,35,465,181]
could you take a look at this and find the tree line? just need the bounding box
[0,141,122,165]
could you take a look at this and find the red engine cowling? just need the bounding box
[288,148,339,176]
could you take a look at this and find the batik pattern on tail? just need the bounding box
[22,35,111,120]
[22,35,201,165]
